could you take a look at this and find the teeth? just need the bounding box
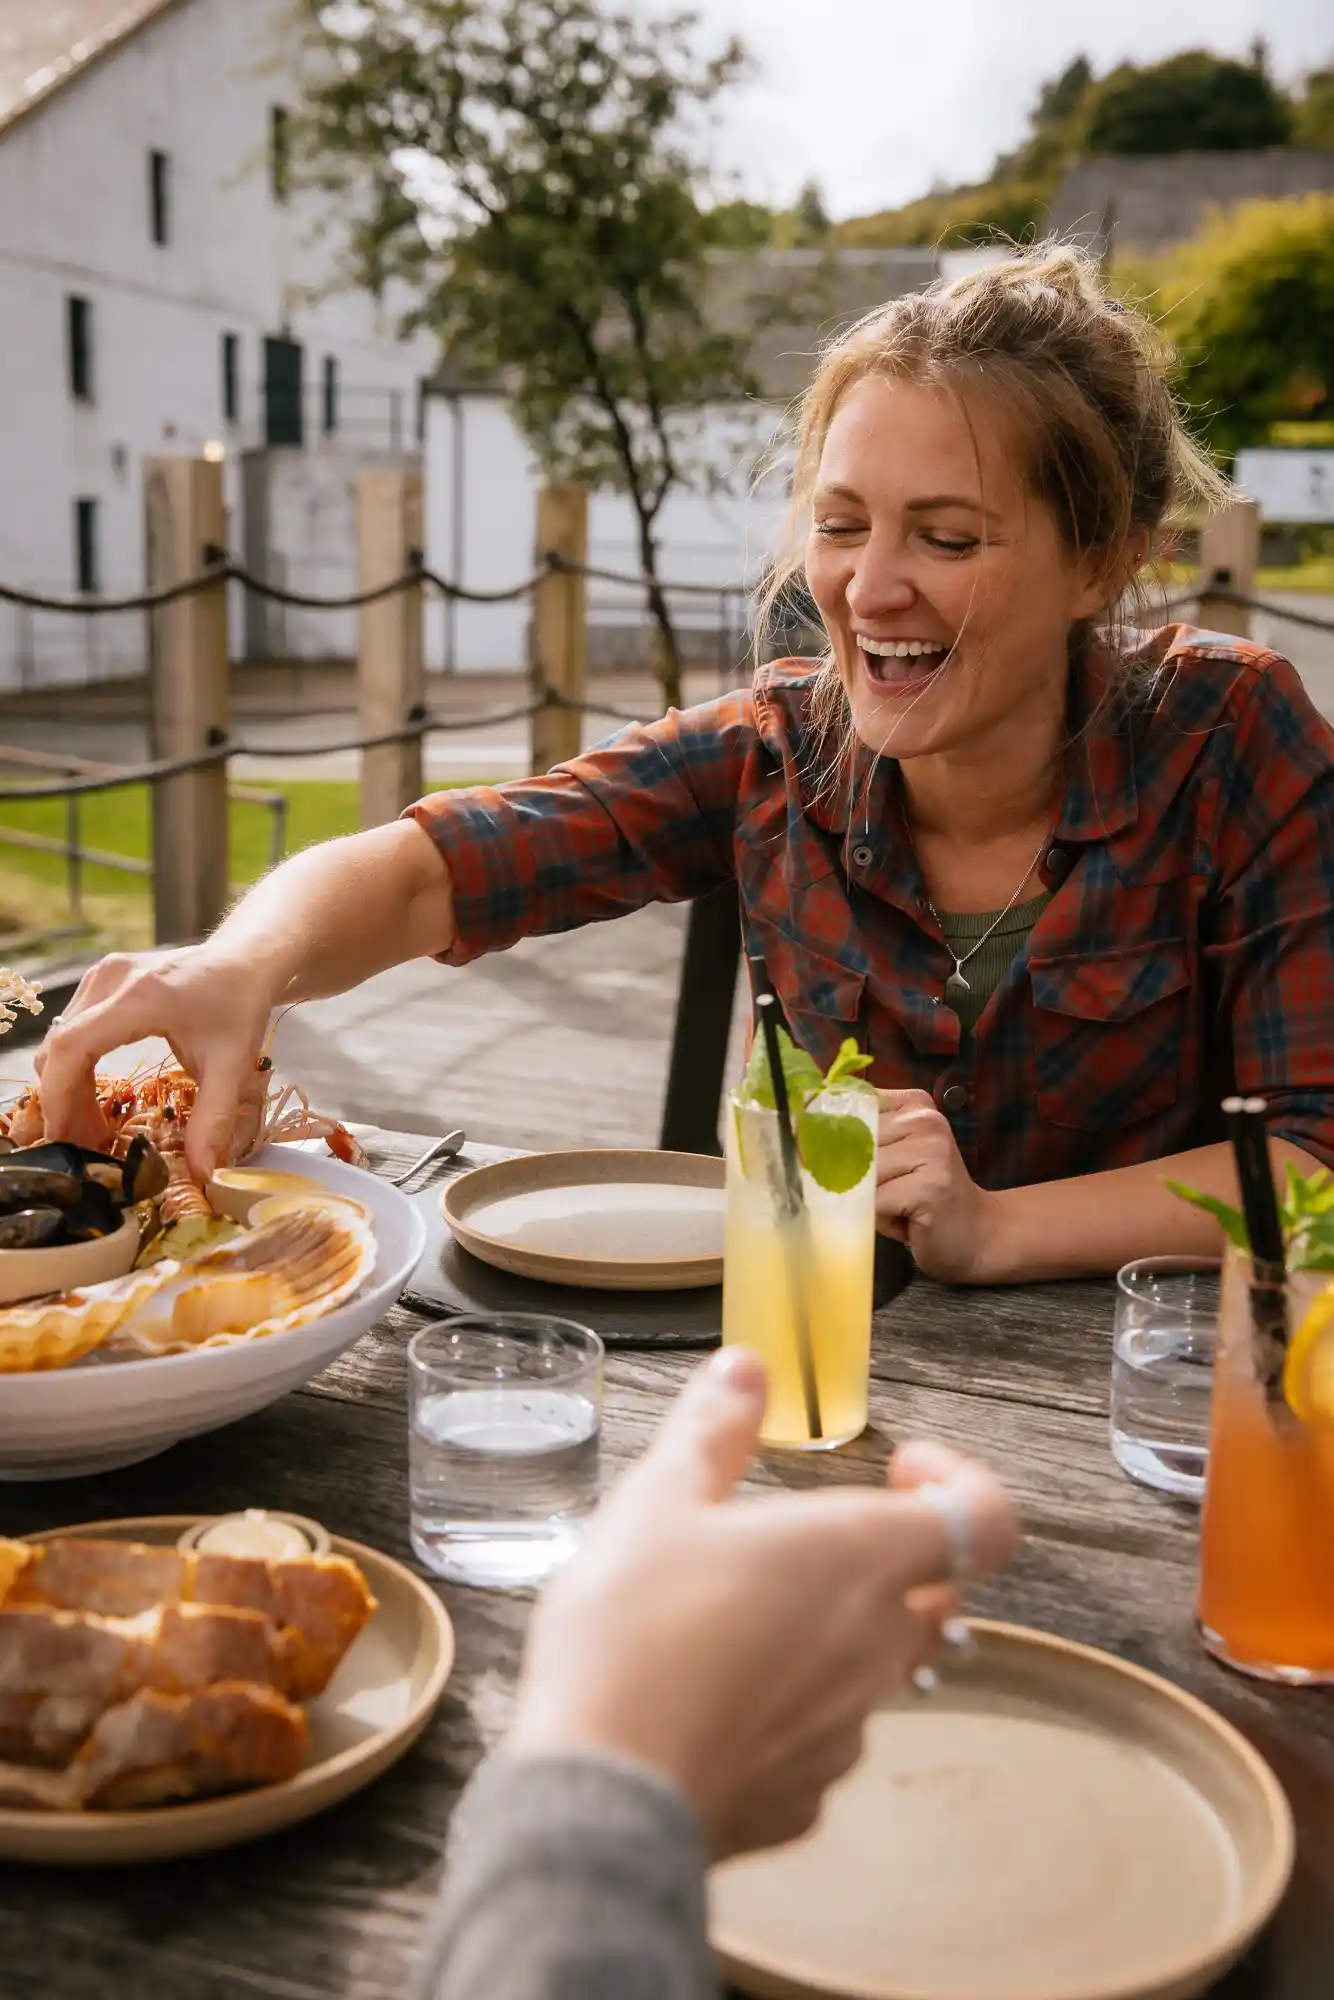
[857,637,947,659]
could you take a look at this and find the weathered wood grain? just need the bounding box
[0,1126,1329,2000]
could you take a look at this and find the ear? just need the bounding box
[1071,525,1151,621]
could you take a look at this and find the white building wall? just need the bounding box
[0,0,436,686]
[424,391,790,675]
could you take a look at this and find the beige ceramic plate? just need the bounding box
[441,1150,726,1291]
[712,1621,1294,2000]
[0,1514,454,1865]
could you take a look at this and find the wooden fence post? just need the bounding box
[1197,500,1260,639]
[145,456,229,945]
[530,485,588,776]
[358,466,425,828]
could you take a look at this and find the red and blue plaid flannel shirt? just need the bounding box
[408,625,1334,1188]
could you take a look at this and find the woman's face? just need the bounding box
[804,373,1108,764]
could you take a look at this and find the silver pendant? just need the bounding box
[944,968,971,1003]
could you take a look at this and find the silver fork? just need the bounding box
[389,1128,467,1188]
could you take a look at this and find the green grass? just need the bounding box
[0,782,392,952]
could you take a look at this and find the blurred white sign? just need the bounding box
[1233,449,1334,524]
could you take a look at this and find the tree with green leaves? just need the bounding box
[792,179,831,244]
[1084,50,1292,155]
[1121,194,1334,461]
[291,0,758,709]
[1293,69,1334,147]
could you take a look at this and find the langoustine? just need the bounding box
[0,1056,367,1223]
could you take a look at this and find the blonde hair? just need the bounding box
[756,239,1230,754]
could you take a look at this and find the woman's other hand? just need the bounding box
[875,1088,1006,1282]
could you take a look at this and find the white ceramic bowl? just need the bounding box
[0,1147,425,1481]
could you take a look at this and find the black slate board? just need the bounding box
[405,1185,913,1349]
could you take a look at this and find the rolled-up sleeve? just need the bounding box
[1205,655,1334,1168]
[404,691,756,964]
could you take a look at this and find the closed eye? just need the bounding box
[923,534,978,555]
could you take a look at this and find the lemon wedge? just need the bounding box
[1283,1278,1334,1426]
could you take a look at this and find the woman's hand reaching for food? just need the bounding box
[30,819,456,1181]
[34,945,277,1182]
[504,1348,1017,1861]
[875,1088,1007,1284]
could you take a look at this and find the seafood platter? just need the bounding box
[0,1511,454,1859]
[0,1062,426,1479]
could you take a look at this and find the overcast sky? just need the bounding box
[687,0,1334,215]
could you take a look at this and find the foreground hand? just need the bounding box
[505,1349,1017,1860]
[876,1088,1004,1283]
[33,945,275,1181]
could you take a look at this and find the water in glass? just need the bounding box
[1111,1258,1219,1499]
[408,1315,602,1588]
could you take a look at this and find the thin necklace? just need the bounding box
[920,832,1051,1006]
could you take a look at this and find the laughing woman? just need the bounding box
[34,244,1334,1283]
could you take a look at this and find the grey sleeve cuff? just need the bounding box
[414,1751,716,2000]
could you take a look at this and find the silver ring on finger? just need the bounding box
[910,1618,975,1698]
[915,1480,975,1583]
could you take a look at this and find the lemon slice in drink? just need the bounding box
[1283,1277,1334,1426]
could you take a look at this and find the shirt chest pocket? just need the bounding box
[1028,940,1191,1131]
[746,915,866,1071]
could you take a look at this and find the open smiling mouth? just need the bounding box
[856,635,952,691]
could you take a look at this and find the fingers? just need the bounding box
[780,1459,1015,1595]
[889,1440,1019,1580]
[633,1348,768,1507]
[184,1044,264,1182]
[876,1088,937,1115]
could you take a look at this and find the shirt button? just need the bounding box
[941,1083,969,1113]
[1044,844,1070,877]
[851,843,874,869]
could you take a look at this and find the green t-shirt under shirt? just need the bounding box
[935,890,1052,1034]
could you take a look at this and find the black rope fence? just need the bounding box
[0,693,659,802]
[1,549,1329,630]
[0,551,1329,809]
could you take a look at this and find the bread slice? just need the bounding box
[0,1684,307,1810]
[0,1602,299,1766]
[0,1538,375,1699]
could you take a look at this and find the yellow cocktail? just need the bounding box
[722,1083,877,1449]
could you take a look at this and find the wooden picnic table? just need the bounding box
[1,1125,1332,2000]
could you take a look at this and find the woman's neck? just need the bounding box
[898,704,1066,848]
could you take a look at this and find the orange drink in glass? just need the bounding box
[1197,1249,1334,1683]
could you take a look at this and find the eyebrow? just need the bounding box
[815,483,1003,525]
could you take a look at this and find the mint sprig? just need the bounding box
[738,1030,875,1193]
[1166,1163,1334,1270]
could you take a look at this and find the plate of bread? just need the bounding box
[0,1511,453,1863]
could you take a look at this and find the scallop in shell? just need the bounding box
[109,1207,377,1357]
[0,1267,173,1374]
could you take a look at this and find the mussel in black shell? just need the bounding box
[0,1163,81,1214]
[0,1207,64,1249]
[0,1139,170,1252]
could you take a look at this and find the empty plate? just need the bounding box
[441,1151,726,1291]
[711,1620,1293,2000]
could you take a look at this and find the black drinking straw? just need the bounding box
[754,985,823,1442]
[1222,1094,1288,1371]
